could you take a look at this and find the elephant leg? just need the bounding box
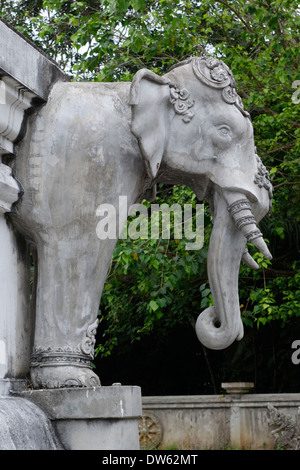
[30,228,115,389]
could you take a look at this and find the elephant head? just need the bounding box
[130,56,273,350]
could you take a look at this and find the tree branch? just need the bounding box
[215,0,254,33]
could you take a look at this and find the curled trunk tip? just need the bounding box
[195,306,244,350]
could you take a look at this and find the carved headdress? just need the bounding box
[169,56,250,119]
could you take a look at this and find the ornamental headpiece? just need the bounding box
[192,56,250,118]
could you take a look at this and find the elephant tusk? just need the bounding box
[242,247,259,270]
[227,198,272,260]
[246,231,272,260]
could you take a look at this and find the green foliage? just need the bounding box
[95,185,212,357]
[240,259,300,328]
[1,1,299,376]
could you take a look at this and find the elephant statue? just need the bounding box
[10,56,273,389]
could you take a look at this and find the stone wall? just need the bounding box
[141,394,300,450]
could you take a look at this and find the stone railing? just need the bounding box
[140,393,300,450]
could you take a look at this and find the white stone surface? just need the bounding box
[0,163,20,210]
[0,215,33,378]
[0,215,17,378]
[0,340,6,377]
[142,394,300,450]
[221,382,255,394]
[17,385,142,450]
[0,396,62,449]
[0,19,68,100]
[0,76,35,155]
[0,18,66,379]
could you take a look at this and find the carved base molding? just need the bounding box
[31,350,92,369]
[31,318,99,369]
[30,359,101,389]
[30,319,100,389]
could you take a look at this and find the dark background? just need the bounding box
[95,318,300,396]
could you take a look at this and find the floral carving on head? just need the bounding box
[169,85,195,123]
[192,57,250,118]
[201,57,232,86]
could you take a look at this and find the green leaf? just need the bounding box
[201,288,211,298]
[149,300,159,312]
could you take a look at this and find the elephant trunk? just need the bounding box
[195,188,271,350]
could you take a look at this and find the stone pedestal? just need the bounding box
[221,382,254,394]
[16,385,142,450]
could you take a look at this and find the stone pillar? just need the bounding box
[0,19,68,379]
[0,75,39,380]
[0,163,24,378]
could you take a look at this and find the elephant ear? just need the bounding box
[130,69,173,179]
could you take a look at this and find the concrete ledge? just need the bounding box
[18,385,142,419]
[15,385,142,450]
[0,19,69,100]
[142,393,300,408]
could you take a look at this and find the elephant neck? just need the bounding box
[154,163,211,201]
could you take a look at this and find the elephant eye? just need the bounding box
[219,126,231,136]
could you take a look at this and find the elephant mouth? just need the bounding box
[195,187,272,350]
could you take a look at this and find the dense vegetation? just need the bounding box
[1,0,299,394]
